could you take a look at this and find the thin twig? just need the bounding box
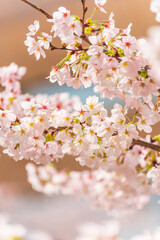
[21,0,52,19]
[48,126,73,133]
[21,0,91,46]
[74,32,91,45]
[132,139,160,152]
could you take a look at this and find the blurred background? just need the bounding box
[0,0,160,239]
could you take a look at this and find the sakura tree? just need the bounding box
[1,0,160,231]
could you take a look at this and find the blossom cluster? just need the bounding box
[1,0,160,216]
[24,0,107,59]
[0,63,160,214]
[25,5,160,103]
[0,81,158,169]
[24,1,160,141]
[0,62,26,96]
[0,64,160,168]
[26,162,151,215]
[25,20,52,60]
[0,214,52,240]
[48,7,82,48]
[53,22,158,101]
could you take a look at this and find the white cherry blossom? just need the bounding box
[38,32,52,49]
[27,20,40,36]
[95,0,107,13]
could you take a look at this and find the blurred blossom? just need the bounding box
[150,0,160,22]
[75,221,122,240]
[0,214,52,240]
[138,26,160,86]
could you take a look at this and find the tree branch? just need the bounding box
[81,0,87,37]
[47,123,160,153]
[50,43,88,52]
[82,35,91,45]
[132,139,160,152]
[80,0,91,45]
[21,0,53,19]
[47,123,160,152]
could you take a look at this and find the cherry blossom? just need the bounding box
[95,0,107,13]
[38,32,52,50]
[48,7,82,46]
[25,36,46,60]
[27,20,40,36]
[24,20,52,60]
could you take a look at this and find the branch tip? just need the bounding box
[21,0,52,19]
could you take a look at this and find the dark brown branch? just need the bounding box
[21,0,52,19]
[47,126,73,134]
[81,0,87,37]
[50,44,88,52]
[73,32,91,45]
[47,123,160,152]
[80,0,91,45]
[132,139,160,152]
[47,121,87,133]
[81,35,91,45]
[47,124,160,153]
